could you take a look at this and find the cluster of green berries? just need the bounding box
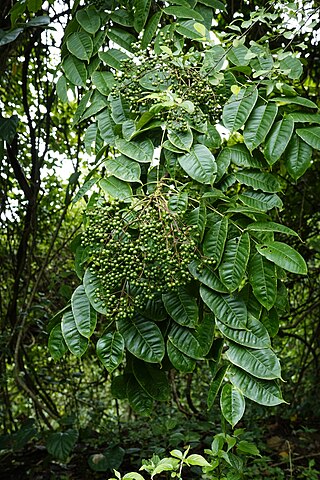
[81,199,198,321]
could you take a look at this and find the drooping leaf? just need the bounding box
[134,0,152,32]
[109,93,130,124]
[167,339,196,372]
[66,32,93,61]
[127,376,153,416]
[46,429,78,461]
[132,359,170,401]
[270,96,318,109]
[141,11,163,49]
[226,343,282,380]
[0,28,23,47]
[164,6,204,20]
[0,114,19,143]
[168,323,204,359]
[48,324,68,361]
[163,288,198,327]
[96,332,125,373]
[100,177,132,202]
[296,126,320,150]
[249,253,277,310]
[107,28,136,52]
[229,365,285,406]
[207,365,228,409]
[220,384,245,427]
[279,55,303,79]
[118,315,165,363]
[234,171,281,193]
[256,242,307,275]
[175,20,210,40]
[219,233,250,292]
[61,311,88,357]
[178,144,216,184]
[83,268,107,315]
[92,71,115,95]
[115,137,154,163]
[226,144,260,168]
[76,7,101,34]
[104,155,141,183]
[246,221,299,237]
[71,285,97,338]
[222,86,258,132]
[264,117,294,165]
[168,127,193,151]
[186,204,207,240]
[239,191,283,211]
[216,315,271,349]
[189,260,228,293]
[72,177,98,204]
[203,215,228,266]
[227,44,250,66]
[168,192,188,213]
[288,113,320,124]
[284,134,312,180]
[97,110,116,145]
[99,49,130,70]
[200,287,247,329]
[62,55,87,87]
[243,103,278,151]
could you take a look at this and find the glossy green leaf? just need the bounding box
[97,110,116,145]
[76,7,101,34]
[98,49,130,70]
[110,9,134,27]
[168,323,204,359]
[178,144,216,184]
[196,313,215,355]
[186,204,207,239]
[100,177,132,202]
[271,96,318,109]
[229,365,285,406]
[296,126,320,150]
[239,191,283,211]
[133,359,170,401]
[71,285,97,338]
[109,94,130,124]
[256,241,307,275]
[66,32,93,62]
[127,376,153,416]
[163,288,198,327]
[91,71,115,95]
[261,307,279,338]
[189,260,228,293]
[220,384,245,427]
[96,332,125,373]
[222,86,258,132]
[226,144,260,168]
[83,268,107,315]
[284,134,312,180]
[207,365,228,409]
[84,123,97,154]
[61,311,88,357]
[134,0,152,32]
[167,339,196,372]
[227,44,250,66]
[72,177,98,204]
[216,315,271,349]
[236,440,260,456]
[243,103,278,151]
[141,11,162,49]
[115,137,154,163]
[168,127,193,151]
[264,117,294,165]
[175,20,209,40]
[198,0,226,10]
[62,55,87,87]
[46,429,78,461]
[105,155,141,183]
[203,215,228,265]
[226,343,281,380]
[107,27,136,53]
[249,253,277,310]
[234,171,281,193]
[246,221,299,237]
[168,192,188,213]
[288,113,320,124]
[164,6,204,20]
[118,315,165,363]
[219,233,250,292]
[279,55,303,79]
[56,76,69,103]
[48,324,68,361]
[200,287,247,329]
[0,28,23,47]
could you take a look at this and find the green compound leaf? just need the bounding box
[71,285,97,338]
[100,177,132,202]
[46,429,78,462]
[288,113,320,124]
[186,204,207,240]
[264,116,294,165]
[296,126,320,150]
[229,365,285,406]
[76,7,101,34]
[91,71,115,95]
[109,93,130,124]
[216,315,271,349]
[219,233,250,292]
[118,315,165,363]
[61,311,88,357]
[189,260,228,293]
[107,27,136,53]
[132,359,170,401]
[256,241,307,275]
[234,171,281,193]
[167,338,196,372]
[141,11,163,49]
[207,365,229,409]
[239,191,283,211]
[104,155,141,183]
[83,268,107,315]
[222,86,258,132]
[220,384,245,427]
[203,215,228,266]
[96,332,125,373]
[163,287,198,328]
[66,32,93,62]
[226,144,261,168]
[168,323,204,360]
[115,137,154,163]
[178,144,216,184]
[48,324,68,361]
[243,102,278,151]
[249,253,277,310]
[271,96,318,109]
[127,376,153,416]
[284,134,312,180]
[246,221,299,238]
[99,49,130,70]
[134,0,152,32]
[62,55,87,87]
[200,286,247,329]
[168,126,193,152]
[97,110,116,145]
[226,343,282,380]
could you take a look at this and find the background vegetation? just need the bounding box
[0,1,319,479]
